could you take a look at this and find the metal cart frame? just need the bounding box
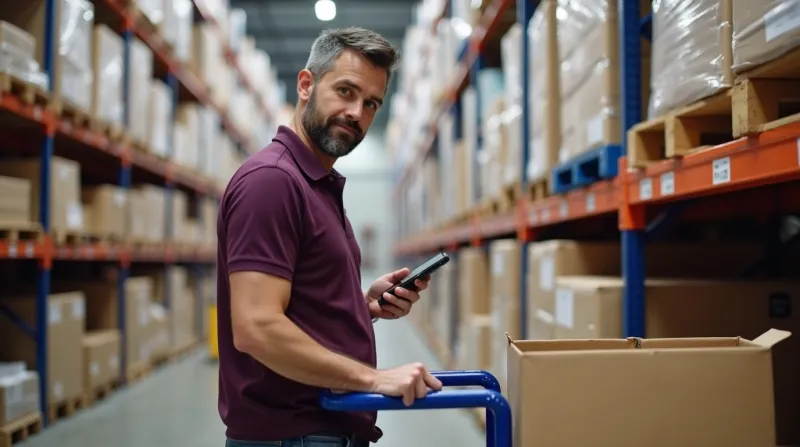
[320,370,512,447]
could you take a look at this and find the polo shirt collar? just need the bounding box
[273,125,341,182]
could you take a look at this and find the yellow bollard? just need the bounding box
[207,304,219,359]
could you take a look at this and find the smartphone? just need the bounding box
[377,251,450,307]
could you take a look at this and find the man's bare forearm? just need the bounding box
[241,314,377,392]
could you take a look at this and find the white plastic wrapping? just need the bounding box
[0,367,39,425]
[649,0,733,119]
[0,21,48,89]
[170,0,193,63]
[135,0,166,26]
[228,8,247,53]
[731,0,800,73]
[177,104,199,170]
[127,38,153,145]
[59,0,94,111]
[92,25,124,127]
[556,0,619,162]
[500,24,523,109]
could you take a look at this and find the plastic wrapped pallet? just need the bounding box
[557,0,620,163]
[176,104,199,170]
[228,8,247,53]
[527,0,560,181]
[58,0,94,112]
[192,24,221,86]
[127,37,153,146]
[731,0,800,74]
[91,24,124,128]
[172,122,190,170]
[648,0,733,119]
[147,80,172,158]
[135,0,166,26]
[169,0,193,63]
[501,24,523,109]
[0,365,39,425]
[0,21,48,89]
[488,239,521,389]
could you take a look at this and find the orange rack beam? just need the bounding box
[395,122,800,256]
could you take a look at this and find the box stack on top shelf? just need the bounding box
[0,0,291,438]
[395,0,800,444]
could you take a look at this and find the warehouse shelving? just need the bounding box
[392,0,800,340]
[0,0,275,427]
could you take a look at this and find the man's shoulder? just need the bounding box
[230,142,305,189]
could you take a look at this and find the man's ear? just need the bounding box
[297,69,314,102]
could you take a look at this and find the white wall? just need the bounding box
[335,132,394,285]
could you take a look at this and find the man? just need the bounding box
[216,27,443,447]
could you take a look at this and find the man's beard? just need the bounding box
[301,90,364,158]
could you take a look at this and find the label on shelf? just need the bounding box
[639,178,653,200]
[586,193,596,212]
[764,2,800,42]
[48,302,62,325]
[555,287,575,329]
[796,137,800,164]
[560,201,568,218]
[660,172,675,196]
[712,157,731,185]
[24,243,33,257]
[8,242,16,258]
[540,256,555,291]
[541,208,550,223]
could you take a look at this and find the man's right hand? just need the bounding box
[371,363,443,406]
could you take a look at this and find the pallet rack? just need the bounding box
[0,0,272,426]
[392,0,800,340]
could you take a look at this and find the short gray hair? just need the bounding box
[305,27,400,85]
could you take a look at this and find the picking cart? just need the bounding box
[320,370,512,447]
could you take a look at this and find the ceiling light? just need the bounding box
[315,0,336,21]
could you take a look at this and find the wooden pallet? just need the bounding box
[84,381,120,406]
[0,222,43,242]
[47,395,87,424]
[89,117,126,141]
[498,183,520,213]
[628,88,733,168]
[0,412,42,447]
[0,73,49,107]
[50,98,90,128]
[526,177,550,202]
[52,230,102,246]
[732,45,800,137]
[126,362,152,384]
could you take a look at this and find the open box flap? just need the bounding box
[751,328,792,348]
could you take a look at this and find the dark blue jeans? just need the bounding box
[226,434,366,447]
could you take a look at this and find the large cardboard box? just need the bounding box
[507,329,790,446]
[489,239,522,388]
[127,37,153,146]
[0,156,82,232]
[553,277,800,444]
[0,175,31,223]
[0,365,39,425]
[649,0,733,118]
[82,330,120,392]
[0,292,85,403]
[732,0,800,74]
[81,185,127,239]
[90,24,124,127]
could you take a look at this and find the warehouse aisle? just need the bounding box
[18,318,485,447]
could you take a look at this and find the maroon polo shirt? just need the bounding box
[216,125,381,442]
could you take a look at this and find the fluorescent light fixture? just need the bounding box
[315,0,336,21]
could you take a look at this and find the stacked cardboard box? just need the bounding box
[731,1,800,74]
[0,292,86,405]
[0,157,83,233]
[128,37,154,147]
[81,185,127,240]
[488,239,522,390]
[0,20,48,89]
[148,80,173,159]
[454,247,492,372]
[91,24,124,128]
[0,175,31,223]
[82,330,121,393]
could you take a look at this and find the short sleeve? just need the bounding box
[224,166,305,280]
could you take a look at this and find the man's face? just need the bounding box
[300,50,387,158]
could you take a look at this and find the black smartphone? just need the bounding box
[377,251,450,307]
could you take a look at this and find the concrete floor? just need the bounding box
[19,318,486,447]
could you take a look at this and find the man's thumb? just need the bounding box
[387,267,409,283]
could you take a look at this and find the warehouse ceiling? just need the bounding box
[230,0,419,134]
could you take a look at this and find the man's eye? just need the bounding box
[338,86,350,95]
[365,101,377,109]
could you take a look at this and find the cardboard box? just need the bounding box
[81,185,127,239]
[489,239,522,388]
[82,330,120,391]
[0,292,85,403]
[134,185,165,243]
[0,175,31,223]
[732,1,800,74]
[147,80,172,158]
[91,24,124,127]
[0,156,82,232]
[0,365,39,425]
[127,37,153,146]
[507,329,790,446]
[552,276,800,444]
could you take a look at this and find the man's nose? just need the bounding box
[344,102,364,122]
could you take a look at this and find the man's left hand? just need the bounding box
[366,267,430,320]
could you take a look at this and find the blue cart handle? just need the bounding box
[319,370,511,447]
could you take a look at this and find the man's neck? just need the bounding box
[290,116,336,172]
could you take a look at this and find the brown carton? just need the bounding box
[0,175,31,223]
[553,277,800,444]
[82,330,120,392]
[0,157,82,232]
[732,1,800,74]
[489,239,521,388]
[507,329,790,447]
[0,292,85,403]
[81,185,127,239]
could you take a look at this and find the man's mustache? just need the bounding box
[328,117,363,136]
